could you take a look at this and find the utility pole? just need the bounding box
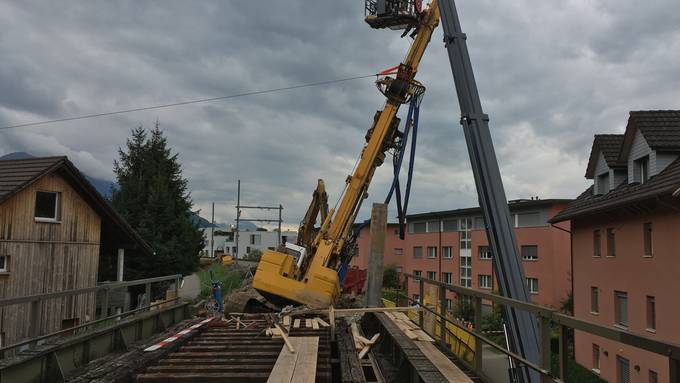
[235,180,240,261]
[278,204,283,245]
[210,202,215,258]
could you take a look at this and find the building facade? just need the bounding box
[352,199,572,311]
[202,227,297,259]
[0,157,150,348]
[551,110,680,383]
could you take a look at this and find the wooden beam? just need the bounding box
[267,337,319,383]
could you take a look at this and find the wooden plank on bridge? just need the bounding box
[267,337,319,383]
[415,341,473,383]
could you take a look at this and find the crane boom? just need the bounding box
[252,2,440,308]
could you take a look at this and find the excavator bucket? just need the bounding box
[365,0,422,30]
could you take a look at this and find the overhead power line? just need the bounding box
[0,74,377,131]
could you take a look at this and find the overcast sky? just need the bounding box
[1,0,679,228]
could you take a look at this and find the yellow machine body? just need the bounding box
[252,249,339,308]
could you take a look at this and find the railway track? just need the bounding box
[135,314,332,383]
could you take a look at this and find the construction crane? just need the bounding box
[254,1,540,381]
[252,0,440,308]
[366,1,541,382]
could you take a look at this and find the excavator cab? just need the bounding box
[365,0,423,30]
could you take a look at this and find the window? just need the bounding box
[0,256,7,272]
[442,246,452,259]
[394,248,403,257]
[649,370,658,383]
[646,296,656,331]
[232,246,237,254]
[442,219,458,232]
[413,294,420,303]
[460,255,472,287]
[427,220,440,233]
[526,278,539,294]
[479,246,492,260]
[442,272,452,285]
[597,172,610,195]
[459,218,472,249]
[591,287,599,314]
[445,299,453,312]
[617,355,630,383]
[395,266,402,273]
[636,156,650,184]
[517,212,541,227]
[427,271,436,280]
[413,246,423,258]
[35,191,60,221]
[473,216,485,229]
[643,223,653,256]
[521,245,538,261]
[592,344,600,372]
[410,222,427,234]
[607,228,616,257]
[593,229,601,257]
[413,270,422,278]
[479,274,492,289]
[246,246,251,254]
[615,291,628,327]
[427,246,437,258]
[250,234,261,245]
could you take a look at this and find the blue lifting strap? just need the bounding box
[385,92,422,239]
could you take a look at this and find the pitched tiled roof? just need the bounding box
[0,156,152,254]
[631,110,680,149]
[617,111,680,163]
[0,157,66,203]
[585,134,625,178]
[551,156,680,222]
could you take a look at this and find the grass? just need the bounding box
[197,263,242,297]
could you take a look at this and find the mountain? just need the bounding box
[0,152,116,198]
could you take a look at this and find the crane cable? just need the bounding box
[385,91,423,239]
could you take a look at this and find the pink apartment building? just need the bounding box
[550,111,680,383]
[352,198,572,311]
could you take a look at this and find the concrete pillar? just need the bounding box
[366,203,387,307]
[117,248,125,282]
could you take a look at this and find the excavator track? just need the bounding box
[135,314,332,383]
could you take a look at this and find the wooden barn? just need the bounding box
[0,156,151,348]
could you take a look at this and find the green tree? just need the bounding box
[382,265,401,289]
[111,124,204,279]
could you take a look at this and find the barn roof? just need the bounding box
[0,156,152,254]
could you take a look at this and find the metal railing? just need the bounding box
[402,273,680,383]
[0,274,182,357]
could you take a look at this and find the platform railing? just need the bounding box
[401,273,680,383]
[0,274,182,357]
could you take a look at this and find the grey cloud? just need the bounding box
[1,0,679,226]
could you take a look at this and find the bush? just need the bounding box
[382,265,401,289]
[244,249,263,262]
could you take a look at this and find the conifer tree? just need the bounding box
[111,123,204,278]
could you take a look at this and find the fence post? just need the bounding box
[175,276,181,303]
[418,278,424,328]
[439,285,447,349]
[473,296,483,373]
[145,283,151,308]
[558,324,569,381]
[101,287,110,319]
[539,315,552,383]
[29,300,40,349]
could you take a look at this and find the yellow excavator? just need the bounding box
[252,1,440,308]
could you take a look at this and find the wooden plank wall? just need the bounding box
[0,173,101,346]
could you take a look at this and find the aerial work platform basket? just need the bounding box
[365,0,423,30]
